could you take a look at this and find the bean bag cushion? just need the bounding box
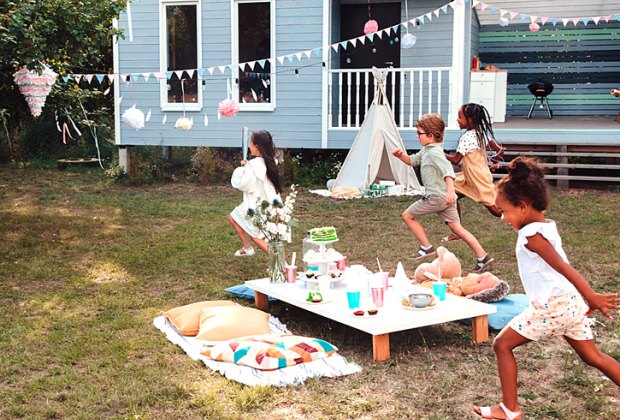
[202,334,338,370]
[196,306,271,343]
[164,300,236,336]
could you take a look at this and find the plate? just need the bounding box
[401,301,438,311]
[302,296,334,305]
[350,309,380,319]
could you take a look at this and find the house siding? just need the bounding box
[117,0,326,148]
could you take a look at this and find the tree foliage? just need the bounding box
[0,0,128,161]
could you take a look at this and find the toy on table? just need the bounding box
[414,247,462,283]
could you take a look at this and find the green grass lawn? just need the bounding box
[1,167,619,419]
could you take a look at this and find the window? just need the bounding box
[160,1,202,111]
[233,1,275,111]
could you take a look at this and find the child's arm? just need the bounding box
[392,148,412,165]
[445,151,463,165]
[525,233,620,319]
[444,176,457,205]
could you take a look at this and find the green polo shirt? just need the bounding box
[408,142,455,198]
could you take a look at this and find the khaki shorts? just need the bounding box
[508,294,593,341]
[406,194,460,224]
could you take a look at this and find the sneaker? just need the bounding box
[234,247,255,257]
[409,245,436,260]
[472,254,495,273]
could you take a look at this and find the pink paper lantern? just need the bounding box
[529,23,540,32]
[13,65,57,117]
[364,19,378,35]
[218,98,240,118]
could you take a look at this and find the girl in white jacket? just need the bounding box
[227,130,282,256]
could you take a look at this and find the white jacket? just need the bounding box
[231,157,280,211]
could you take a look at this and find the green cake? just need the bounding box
[309,226,337,242]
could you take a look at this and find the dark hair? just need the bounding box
[496,157,550,211]
[416,113,445,141]
[461,103,495,149]
[251,130,282,194]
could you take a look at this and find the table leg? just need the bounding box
[254,291,269,311]
[471,315,489,343]
[372,334,390,361]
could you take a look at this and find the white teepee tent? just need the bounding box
[331,67,422,195]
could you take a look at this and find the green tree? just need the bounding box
[0,0,128,161]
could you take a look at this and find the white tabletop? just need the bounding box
[245,278,496,336]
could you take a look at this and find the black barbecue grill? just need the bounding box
[527,80,554,119]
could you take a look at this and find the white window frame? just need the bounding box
[231,0,276,112]
[159,0,203,111]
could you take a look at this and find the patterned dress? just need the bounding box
[454,130,496,207]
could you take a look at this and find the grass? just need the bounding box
[1,166,619,419]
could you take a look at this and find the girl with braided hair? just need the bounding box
[444,103,505,242]
[228,130,283,256]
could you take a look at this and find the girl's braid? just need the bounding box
[463,103,496,148]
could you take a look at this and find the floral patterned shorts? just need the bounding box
[509,294,593,341]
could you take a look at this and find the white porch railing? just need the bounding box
[328,67,452,129]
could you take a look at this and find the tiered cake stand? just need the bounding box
[303,238,339,276]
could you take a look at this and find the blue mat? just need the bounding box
[462,294,530,330]
[226,284,278,301]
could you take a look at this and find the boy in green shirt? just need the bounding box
[393,113,494,272]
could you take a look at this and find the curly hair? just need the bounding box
[496,157,550,211]
[416,113,445,142]
[251,130,283,194]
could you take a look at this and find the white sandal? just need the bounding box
[234,247,255,257]
[475,403,522,420]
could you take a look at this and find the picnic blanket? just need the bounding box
[153,315,362,386]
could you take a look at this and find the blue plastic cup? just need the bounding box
[347,291,361,309]
[432,281,447,301]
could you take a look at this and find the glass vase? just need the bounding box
[268,241,287,284]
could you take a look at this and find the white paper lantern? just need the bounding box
[175,117,193,131]
[121,105,145,130]
[499,17,510,27]
[401,33,417,49]
[13,65,57,117]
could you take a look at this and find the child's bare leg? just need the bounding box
[227,214,252,249]
[402,210,431,247]
[446,222,486,258]
[486,204,501,218]
[473,327,530,417]
[565,337,620,385]
[250,236,269,254]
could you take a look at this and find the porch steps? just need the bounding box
[492,143,620,189]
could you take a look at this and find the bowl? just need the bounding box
[408,293,433,308]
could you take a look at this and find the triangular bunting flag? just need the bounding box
[434,9,440,17]
[448,2,457,10]
[562,18,570,26]
[257,59,267,68]
[313,48,322,57]
[472,0,479,8]
[303,50,312,59]
[207,67,214,75]
[95,75,104,84]
[426,12,433,21]
[174,70,184,79]
[481,3,489,12]
[84,75,94,84]
[217,65,226,74]
[295,52,303,60]
[197,68,205,77]
[490,6,496,13]
[375,30,383,39]
[500,9,507,17]
[339,41,348,50]
[530,16,538,23]
[247,61,256,70]
[62,75,70,83]
[571,18,580,26]
[187,69,195,78]
[418,16,425,24]
[107,74,115,83]
[441,5,448,13]
[142,72,151,82]
[350,38,358,47]
[277,55,286,64]
[604,15,612,22]
[592,16,601,25]
[541,17,549,25]
[331,44,339,52]
[165,71,173,79]
[615,14,620,21]
[358,35,366,45]
[551,18,559,26]
[581,18,589,25]
[285,54,295,63]
[74,75,82,83]
[510,12,518,20]
[367,33,375,42]
[228,64,235,72]
[519,15,527,22]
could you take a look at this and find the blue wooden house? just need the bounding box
[114,0,620,182]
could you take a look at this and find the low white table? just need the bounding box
[245,278,497,362]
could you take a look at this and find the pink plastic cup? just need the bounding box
[336,257,347,270]
[285,265,297,283]
[371,286,385,307]
[380,271,389,289]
